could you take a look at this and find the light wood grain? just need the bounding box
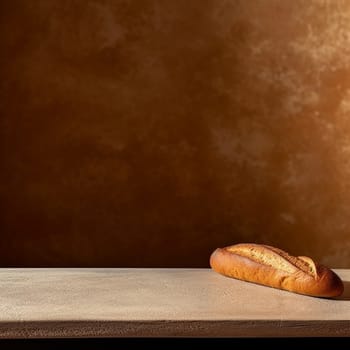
[0,269,349,338]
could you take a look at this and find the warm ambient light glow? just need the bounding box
[0,1,350,267]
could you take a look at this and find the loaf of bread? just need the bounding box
[210,243,344,297]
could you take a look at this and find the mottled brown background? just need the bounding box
[1,0,349,267]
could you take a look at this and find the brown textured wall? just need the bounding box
[1,0,349,267]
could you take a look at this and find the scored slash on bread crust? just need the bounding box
[227,244,316,277]
[210,243,344,298]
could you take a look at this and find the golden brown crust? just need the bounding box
[210,243,344,298]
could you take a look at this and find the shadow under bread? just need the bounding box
[334,281,350,301]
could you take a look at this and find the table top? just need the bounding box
[0,268,349,338]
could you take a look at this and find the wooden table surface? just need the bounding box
[0,268,349,338]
